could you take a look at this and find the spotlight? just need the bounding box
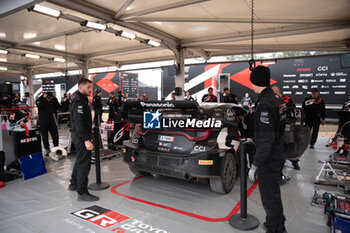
[28,4,61,18]
[147,40,160,47]
[53,57,65,62]
[0,49,8,55]
[81,21,107,31]
[25,53,40,59]
[120,31,136,40]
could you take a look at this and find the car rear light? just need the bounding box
[136,125,213,141]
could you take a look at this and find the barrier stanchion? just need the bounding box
[89,112,109,190]
[229,138,259,230]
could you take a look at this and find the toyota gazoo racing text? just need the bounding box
[121,100,247,194]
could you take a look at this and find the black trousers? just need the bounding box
[40,119,59,150]
[258,166,286,233]
[94,110,103,126]
[306,119,320,146]
[70,140,92,195]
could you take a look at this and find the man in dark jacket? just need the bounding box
[107,92,118,122]
[302,88,325,149]
[248,66,287,233]
[51,92,60,119]
[36,92,59,156]
[223,87,238,104]
[202,87,217,102]
[68,78,98,202]
[92,89,103,126]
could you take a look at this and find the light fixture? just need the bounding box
[29,4,61,18]
[0,67,8,71]
[0,32,6,38]
[0,49,8,55]
[25,53,40,59]
[81,21,107,31]
[120,31,136,40]
[23,33,37,39]
[261,60,276,65]
[54,45,65,50]
[147,40,160,47]
[0,58,7,62]
[53,57,65,62]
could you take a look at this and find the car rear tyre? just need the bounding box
[210,152,237,194]
[129,164,150,177]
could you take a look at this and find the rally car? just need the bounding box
[121,100,247,194]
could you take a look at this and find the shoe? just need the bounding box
[78,193,99,202]
[68,184,77,191]
[309,145,315,149]
[49,152,59,161]
[292,161,300,170]
[280,175,291,185]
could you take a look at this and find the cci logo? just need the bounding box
[143,110,161,129]
[71,205,130,228]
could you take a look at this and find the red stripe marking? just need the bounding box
[110,177,258,222]
[0,106,35,111]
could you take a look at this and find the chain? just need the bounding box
[250,0,254,60]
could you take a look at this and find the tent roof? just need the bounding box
[0,0,349,78]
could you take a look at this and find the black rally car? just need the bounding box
[121,100,247,194]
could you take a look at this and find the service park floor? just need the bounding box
[0,137,341,233]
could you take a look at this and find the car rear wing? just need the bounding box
[121,100,202,123]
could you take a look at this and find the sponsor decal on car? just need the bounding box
[158,135,174,142]
[198,160,213,165]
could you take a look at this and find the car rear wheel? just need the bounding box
[210,152,237,194]
[129,164,150,177]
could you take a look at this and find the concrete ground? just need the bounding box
[0,125,344,233]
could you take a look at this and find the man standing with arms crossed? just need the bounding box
[248,66,287,233]
[68,78,98,202]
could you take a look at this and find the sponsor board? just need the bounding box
[311,79,323,83]
[292,85,299,89]
[311,85,318,88]
[283,74,296,78]
[296,68,311,72]
[283,91,292,95]
[317,66,328,71]
[332,85,346,88]
[340,78,347,82]
[335,91,346,95]
[299,73,313,78]
[302,85,308,90]
[298,79,308,83]
[295,92,303,95]
[325,79,337,83]
[321,85,329,88]
[283,85,290,89]
[315,73,328,77]
[320,91,329,95]
[20,137,38,144]
[283,80,296,83]
[70,206,170,233]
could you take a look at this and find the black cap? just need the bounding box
[311,88,319,92]
[96,89,101,93]
[250,66,270,87]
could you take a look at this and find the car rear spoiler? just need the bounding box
[121,100,202,123]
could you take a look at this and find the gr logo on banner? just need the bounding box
[71,205,130,228]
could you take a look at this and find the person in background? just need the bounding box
[51,92,60,120]
[185,91,194,101]
[302,88,325,149]
[36,92,59,157]
[92,89,103,126]
[124,93,129,101]
[342,92,350,111]
[223,87,238,104]
[138,92,148,101]
[202,87,217,102]
[68,93,72,101]
[171,92,176,101]
[107,92,118,122]
[60,93,70,112]
[248,66,287,233]
[12,93,21,105]
[116,91,124,108]
[241,93,252,110]
[68,78,98,202]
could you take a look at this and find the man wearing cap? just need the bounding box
[248,66,287,233]
[36,92,59,157]
[302,88,325,149]
[223,87,238,104]
[92,89,103,126]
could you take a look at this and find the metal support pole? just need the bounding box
[229,139,259,230]
[26,68,35,116]
[174,48,185,100]
[82,60,89,79]
[89,113,109,190]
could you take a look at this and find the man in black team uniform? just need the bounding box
[202,87,217,102]
[68,78,98,202]
[302,88,325,149]
[92,89,103,126]
[107,92,118,122]
[248,66,287,233]
[223,87,238,104]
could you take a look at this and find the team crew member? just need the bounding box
[107,92,118,122]
[171,92,176,101]
[36,92,59,157]
[92,89,103,126]
[185,91,194,101]
[241,93,252,110]
[302,88,325,149]
[202,87,217,102]
[68,78,98,202]
[248,66,287,233]
[223,87,238,104]
[51,92,60,119]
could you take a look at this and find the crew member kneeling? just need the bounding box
[68,78,98,202]
[248,66,287,233]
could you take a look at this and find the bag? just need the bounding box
[18,152,47,180]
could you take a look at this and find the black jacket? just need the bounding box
[93,95,102,111]
[51,97,60,114]
[70,91,92,143]
[253,87,286,169]
[302,96,325,120]
[342,99,350,111]
[281,95,295,120]
[107,97,118,113]
[36,95,55,123]
[202,94,217,102]
[223,93,238,104]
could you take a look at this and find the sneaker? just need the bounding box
[78,193,99,202]
[280,175,291,185]
[309,145,315,149]
[292,161,300,170]
[68,184,77,191]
